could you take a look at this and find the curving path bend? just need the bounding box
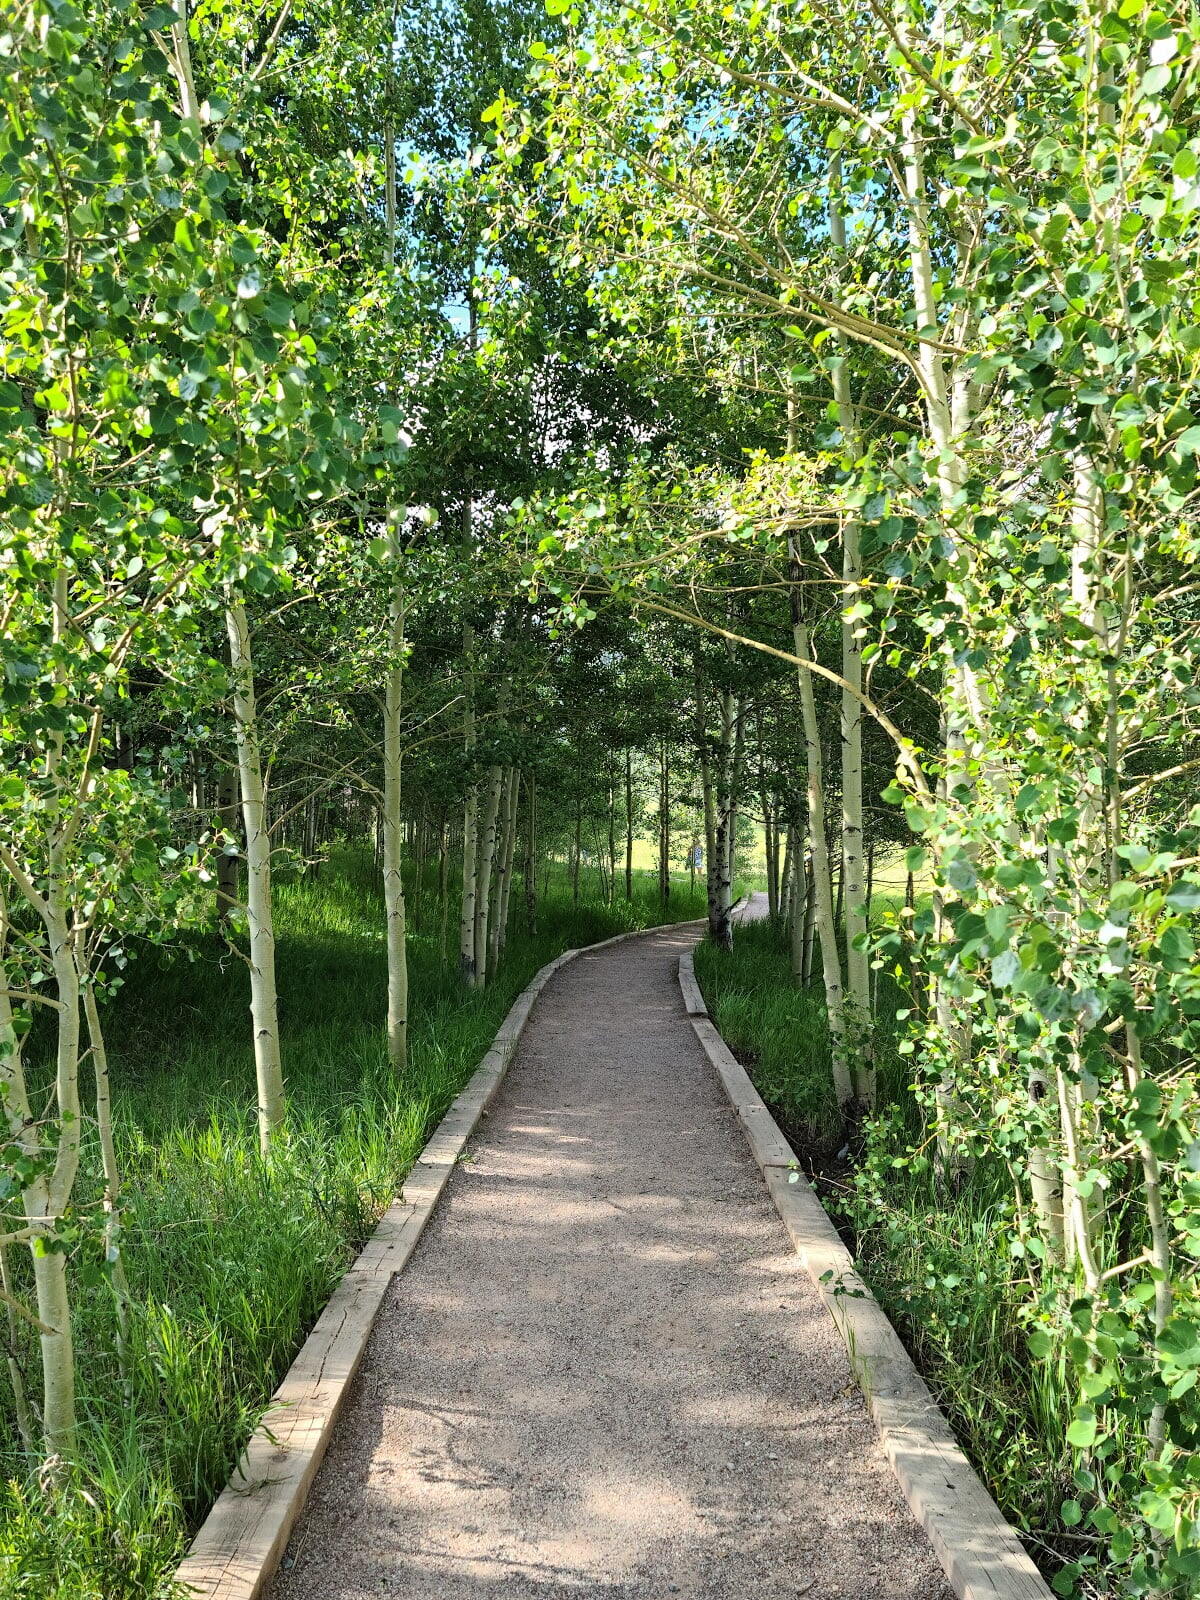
[268,919,951,1600]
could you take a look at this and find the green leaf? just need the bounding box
[1066,1411,1097,1449]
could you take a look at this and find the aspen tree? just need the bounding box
[624,749,635,900]
[827,162,872,1106]
[789,547,853,1112]
[473,762,504,987]
[80,965,130,1372]
[492,769,520,973]
[381,510,410,1072]
[225,598,286,1152]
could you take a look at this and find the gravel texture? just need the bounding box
[268,922,952,1600]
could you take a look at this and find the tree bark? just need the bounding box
[225,595,285,1153]
[789,555,853,1112]
[788,824,807,985]
[0,895,44,1451]
[711,694,738,949]
[458,624,479,984]
[473,763,504,987]
[216,764,239,926]
[828,159,873,1107]
[524,771,539,932]
[802,853,817,986]
[81,972,131,1369]
[607,768,617,906]
[624,749,634,900]
[489,767,519,979]
[571,801,582,904]
[658,741,671,905]
[381,519,408,1072]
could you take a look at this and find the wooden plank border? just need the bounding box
[678,948,1053,1600]
[174,924,667,1600]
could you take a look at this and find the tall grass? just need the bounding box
[694,916,1074,1569]
[0,852,708,1600]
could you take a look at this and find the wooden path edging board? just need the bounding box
[174,921,670,1600]
[678,949,1053,1600]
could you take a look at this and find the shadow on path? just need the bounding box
[268,924,950,1600]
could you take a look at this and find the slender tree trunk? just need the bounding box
[473,764,503,987]
[80,973,130,1370]
[496,770,519,967]
[779,817,794,924]
[724,701,745,923]
[756,707,778,920]
[525,772,539,932]
[658,741,671,906]
[458,292,480,981]
[381,521,408,1073]
[624,749,634,900]
[894,53,985,1149]
[700,741,717,930]
[438,812,449,960]
[789,558,853,1112]
[225,595,285,1153]
[0,1244,31,1451]
[592,823,610,905]
[802,854,817,986]
[828,162,872,1107]
[216,765,239,926]
[0,901,36,1451]
[789,824,807,985]
[711,695,738,948]
[572,802,582,904]
[24,897,79,1454]
[765,809,778,919]
[606,769,617,907]
[458,627,479,984]
[489,767,518,979]
[32,1244,73,1460]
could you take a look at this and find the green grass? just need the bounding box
[0,850,709,1600]
[694,916,914,1155]
[694,915,1075,1577]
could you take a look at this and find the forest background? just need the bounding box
[3,0,1200,1595]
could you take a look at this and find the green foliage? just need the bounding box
[0,851,704,1597]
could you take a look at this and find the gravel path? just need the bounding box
[268,922,951,1600]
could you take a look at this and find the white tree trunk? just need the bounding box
[81,972,130,1370]
[491,768,520,976]
[711,693,738,949]
[224,595,285,1153]
[382,522,408,1073]
[790,581,854,1113]
[789,826,808,985]
[458,621,479,984]
[0,900,35,1449]
[828,170,872,1105]
[473,764,503,988]
[215,764,240,926]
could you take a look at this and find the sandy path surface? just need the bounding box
[268,923,950,1600]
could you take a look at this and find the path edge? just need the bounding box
[173,921,667,1600]
[679,947,1053,1600]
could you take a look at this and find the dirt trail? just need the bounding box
[268,923,950,1600]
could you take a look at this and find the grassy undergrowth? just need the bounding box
[694,917,1074,1574]
[1,852,708,1600]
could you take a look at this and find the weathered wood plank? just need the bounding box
[178,923,675,1600]
[683,957,1053,1600]
[677,951,707,1016]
